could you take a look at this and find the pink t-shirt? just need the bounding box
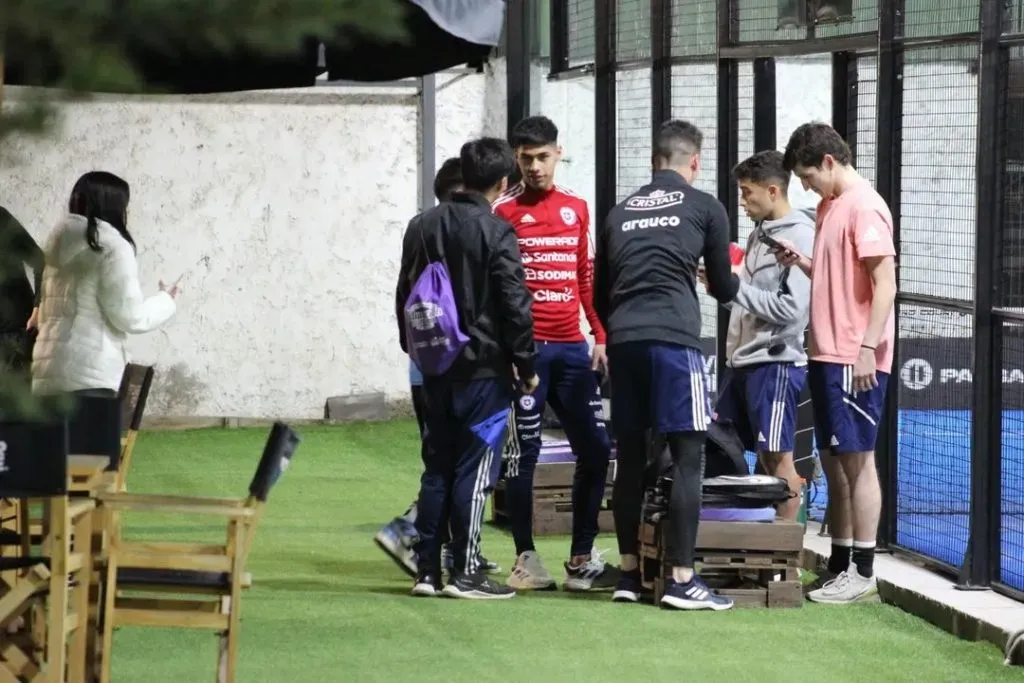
[809,179,897,373]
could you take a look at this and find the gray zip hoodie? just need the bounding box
[725,207,816,368]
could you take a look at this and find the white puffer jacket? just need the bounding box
[31,215,176,393]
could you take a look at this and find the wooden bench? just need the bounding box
[491,436,616,536]
[638,517,805,608]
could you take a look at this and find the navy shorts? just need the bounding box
[807,361,890,455]
[608,341,712,436]
[715,362,808,453]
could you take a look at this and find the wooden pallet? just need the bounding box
[638,518,805,608]
[491,482,615,535]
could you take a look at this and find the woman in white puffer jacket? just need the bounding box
[32,171,178,396]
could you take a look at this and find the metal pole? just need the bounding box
[715,0,740,389]
[550,0,569,76]
[650,0,672,135]
[594,0,617,225]
[419,75,437,212]
[873,0,904,553]
[505,0,531,140]
[831,52,858,166]
[752,57,776,152]
[959,0,1006,591]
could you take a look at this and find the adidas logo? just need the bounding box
[861,225,881,242]
[757,431,766,442]
[521,214,536,223]
[830,435,840,446]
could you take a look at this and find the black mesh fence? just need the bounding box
[737,61,755,244]
[1001,44,1024,593]
[617,0,651,62]
[856,54,878,184]
[1000,323,1024,591]
[568,0,596,66]
[893,306,974,569]
[541,0,1021,597]
[900,0,978,38]
[898,44,978,302]
[615,68,652,201]
[670,59,719,352]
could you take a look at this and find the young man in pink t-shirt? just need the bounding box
[772,123,897,605]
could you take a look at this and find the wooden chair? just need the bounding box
[115,365,154,491]
[0,417,98,683]
[97,422,300,683]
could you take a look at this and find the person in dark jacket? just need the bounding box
[396,137,538,600]
[0,207,43,375]
[594,119,740,611]
[376,157,503,577]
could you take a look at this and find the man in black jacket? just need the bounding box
[594,119,740,611]
[396,137,538,600]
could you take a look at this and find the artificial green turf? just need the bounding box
[112,422,1019,683]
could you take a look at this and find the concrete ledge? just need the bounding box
[139,397,417,431]
[804,523,1024,666]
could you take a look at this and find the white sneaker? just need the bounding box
[806,567,878,604]
[506,550,557,591]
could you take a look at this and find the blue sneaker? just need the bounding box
[660,576,734,611]
[374,518,419,577]
[611,569,645,603]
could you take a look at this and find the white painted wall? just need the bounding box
[0,67,505,419]
[0,55,980,419]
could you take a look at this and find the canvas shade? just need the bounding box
[2,0,504,93]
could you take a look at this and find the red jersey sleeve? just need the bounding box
[576,202,607,344]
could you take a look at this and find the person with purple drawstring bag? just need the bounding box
[396,137,538,601]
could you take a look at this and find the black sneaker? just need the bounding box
[611,569,645,603]
[441,572,516,600]
[411,572,442,597]
[478,555,503,574]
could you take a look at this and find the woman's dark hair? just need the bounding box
[68,171,135,252]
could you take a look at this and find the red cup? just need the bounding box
[729,242,745,267]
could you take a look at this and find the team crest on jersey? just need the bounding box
[519,395,536,411]
[560,207,578,225]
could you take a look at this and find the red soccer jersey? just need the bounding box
[492,183,606,344]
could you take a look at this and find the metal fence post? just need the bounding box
[595,0,618,225]
[716,0,740,388]
[752,57,776,152]
[549,0,569,75]
[505,0,531,141]
[873,0,904,552]
[831,51,858,165]
[959,0,1007,591]
[651,0,672,135]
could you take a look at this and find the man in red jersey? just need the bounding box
[492,116,617,592]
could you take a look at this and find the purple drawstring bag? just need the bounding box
[403,231,470,376]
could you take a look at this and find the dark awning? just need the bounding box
[3,0,504,94]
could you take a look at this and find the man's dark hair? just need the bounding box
[433,157,462,201]
[460,137,515,192]
[654,119,702,166]
[733,150,790,193]
[782,122,853,172]
[510,115,559,148]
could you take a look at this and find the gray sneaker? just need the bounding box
[506,550,557,591]
[563,548,621,592]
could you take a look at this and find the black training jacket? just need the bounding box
[594,170,739,350]
[396,191,537,382]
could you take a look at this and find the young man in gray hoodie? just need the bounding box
[703,150,815,519]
